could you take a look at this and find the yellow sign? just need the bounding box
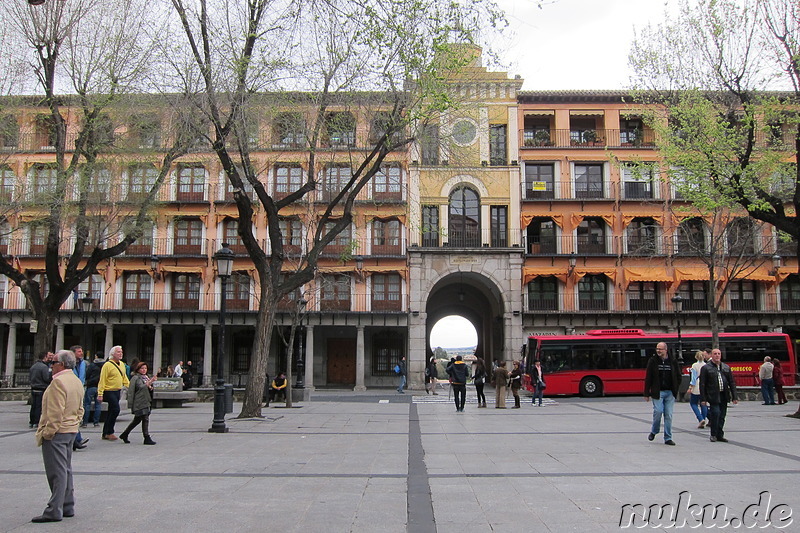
[531,181,547,191]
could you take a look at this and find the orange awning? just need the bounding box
[573,268,617,283]
[569,213,615,230]
[674,267,709,282]
[523,267,567,285]
[622,214,664,227]
[623,267,672,287]
[730,267,775,282]
[521,213,564,229]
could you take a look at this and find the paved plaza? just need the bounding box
[1,391,799,532]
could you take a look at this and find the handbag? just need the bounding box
[537,379,547,390]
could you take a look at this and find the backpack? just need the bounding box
[394,364,401,374]
[424,366,431,378]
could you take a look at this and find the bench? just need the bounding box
[151,378,198,408]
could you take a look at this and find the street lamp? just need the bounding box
[295,298,307,389]
[671,294,684,364]
[209,243,234,433]
[80,294,93,354]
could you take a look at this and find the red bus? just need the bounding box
[523,329,796,397]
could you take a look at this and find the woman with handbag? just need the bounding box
[472,358,487,407]
[532,360,546,406]
[120,361,157,445]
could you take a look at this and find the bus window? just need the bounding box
[620,345,646,369]
[540,344,572,373]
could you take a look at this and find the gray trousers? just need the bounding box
[40,433,76,519]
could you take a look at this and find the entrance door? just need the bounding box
[326,338,356,385]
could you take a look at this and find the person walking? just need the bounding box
[29,352,52,429]
[119,362,157,445]
[531,360,545,406]
[472,358,487,407]
[32,350,84,523]
[97,345,129,441]
[69,346,89,451]
[425,356,439,395]
[82,354,104,428]
[493,361,509,409]
[396,356,407,393]
[509,360,523,408]
[773,357,788,405]
[700,348,738,442]
[758,356,775,405]
[174,360,184,378]
[688,350,709,429]
[447,355,469,412]
[644,341,680,446]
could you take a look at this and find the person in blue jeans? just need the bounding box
[644,342,681,446]
[396,356,406,393]
[82,354,104,427]
[688,351,709,428]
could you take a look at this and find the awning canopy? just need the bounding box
[623,267,672,287]
[524,110,555,116]
[523,267,567,285]
[521,213,564,229]
[569,110,604,116]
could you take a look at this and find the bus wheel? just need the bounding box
[580,377,602,397]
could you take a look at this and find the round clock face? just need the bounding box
[452,119,477,146]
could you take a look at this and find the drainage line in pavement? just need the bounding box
[407,403,436,533]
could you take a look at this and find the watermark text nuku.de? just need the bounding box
[619,491,793,529]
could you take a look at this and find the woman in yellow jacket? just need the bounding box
[97,346,129,441]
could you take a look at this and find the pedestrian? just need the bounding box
[270,372,288,403]
[396,356,406,393]
[758,356,775,405]
[447,355,469,412]
[472,358,487,407]
[531,359,545,406]
[182,364,193,390]
[31,349,84,523]
[425,356,439,395]
[509,360,523,409]
[69,345,89,451]
[166,365,175,378]
[174,360,184,378]
[29,351,52,429]
[644,341,680,446]
[82,354,104,428]
[119,362,157,445]
[688,350,709,429]
[773,357,788,405]
[493,360,509,409]
[97,345,129,441]
[700,348,738,442]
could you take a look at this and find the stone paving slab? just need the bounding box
[0,393,799,532]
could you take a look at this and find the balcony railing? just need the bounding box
[520,129,658,150]
[416,227,521,248]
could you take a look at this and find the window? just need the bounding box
[526,217,557,254]
[177,165,205,202]
[124,220,154,256]
[321,165,351,202]
[372,219,401,254]
[273,112,306,148]
[628,282,659,311]
[420,124,439,165]
[372,273,401,311]
[577,217,605,254]
[578,274,607,311]
[570,118,599,144]
[0,220,10,255]
[422,205,439,247]
[626,218,658,255]
[276,273,302,311]
[0,166,14,202]
[490,206,507,247]
[223,166,256,201]
[676,218,705,255]
[278,217,302,256]
[89,114,114,147]
[31,166,57,201]
[76,274,103,304]
[524,163,555,199]
[226,273,251,310]
[678,281,708,311]
[523,116,552,146]
[448,186,480,247]
[325,112,355,147]
[128,165,158,201]
[621,163,655,199]
[29,225,47,255]
[527,277,558,311]
[86,167,110,201]
[322,221,351,255]
[274,164,303,199]
[371,331,404,375]
[373,165,402,201]
[35,114,58,149]
[123,273,151,309]
[369,111,402,145]
[489,124,507,166]
[0,115,19,149]
[129,114,161,149]
[620,118,644,145]
[780,274,800,310]
[574,164,603,198]
[172,274,200,310]
[319,274,351,311]
[174,219,203,254]
[726,217,758,256]
[223,219,246,254]
[729,280,758,311]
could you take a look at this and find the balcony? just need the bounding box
[520,129,657,150]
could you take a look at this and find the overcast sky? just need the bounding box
[494,0,674,90]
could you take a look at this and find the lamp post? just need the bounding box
[80,294,93,354]
[209,243,234,433]
[671,294,684,364]
[295,298,307,389]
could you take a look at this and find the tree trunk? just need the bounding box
[237,302,276,418]
[32,306,58,357]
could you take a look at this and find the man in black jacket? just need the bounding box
[700,348,738,442]
[82,355,104,428]
[643,342,680,445]
[447,356,470,412]
[29,352,52,428]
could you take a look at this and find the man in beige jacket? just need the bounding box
[32,350,84,523]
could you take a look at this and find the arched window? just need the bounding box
[526,217,557,254]
[578,274,608,311]
[626,217,658,255]
[726,217,758,256]
[577,217,605,254]
[448,186,480,247]
[677,217,705,255]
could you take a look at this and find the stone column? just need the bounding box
[4,324,17,384]
[153,324,163,374]
[304,325,314,391]
[354,325,366,391]
[104,323,114,360]
[203,324,213,386]
[55,323,64,351]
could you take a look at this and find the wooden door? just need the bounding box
[326,338,356,385]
